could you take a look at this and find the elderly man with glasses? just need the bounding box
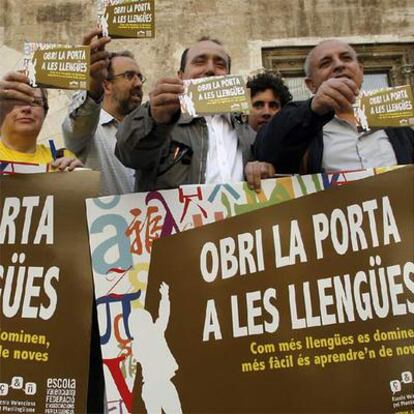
[62,29,145,195]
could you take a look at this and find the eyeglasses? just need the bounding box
[12,97,46,109]
[31,97,46,108]
[109,71,146,83]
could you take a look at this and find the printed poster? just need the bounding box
[24,42,90,90]
[85,167,398,413]
[179,75,252,116]
[355,85,414,130]
[0,161,48,175]
[0,171,100,413]
[98,0,155,38]
[144,166,414,413]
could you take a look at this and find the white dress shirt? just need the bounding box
[204,114,244,184]
[322,116,397,172]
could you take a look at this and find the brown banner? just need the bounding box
[140,166,414,413]
[0,171,100,414]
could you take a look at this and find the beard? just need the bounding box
[117,98,139,116]
[113,88,142,116]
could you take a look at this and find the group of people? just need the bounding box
[1,31,413,194]
[2,30,410,196]
[1,29,413,414]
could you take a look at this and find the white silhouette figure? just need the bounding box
[183,91,197,117]
[180,83,197,117]
[27,58,37,87]
[100,13,109,37]
[129,282,182,414]
[357,104,370,131]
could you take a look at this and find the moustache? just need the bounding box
[130,88,143,99]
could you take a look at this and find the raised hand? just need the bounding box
[0,71,35,104]
[149,77,184,124]
[311,77,359,115]
[83,28,111,100]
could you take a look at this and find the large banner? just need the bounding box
[144,166,414,413]
[85,167,398,413]
[0,171,99,414]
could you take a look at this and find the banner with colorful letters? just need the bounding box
[85,167,401,413]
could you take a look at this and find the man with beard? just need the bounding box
[254,39,414,174]
[115,37,274,192]
[62,29,144,195]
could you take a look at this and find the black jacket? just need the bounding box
[254,99,414,174]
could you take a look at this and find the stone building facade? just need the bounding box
[0,0,413,144]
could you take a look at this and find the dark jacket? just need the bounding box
[116,103,256,192]
[254,99,414,174]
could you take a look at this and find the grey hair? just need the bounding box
[303,39,358,77]
[303,53,312,77]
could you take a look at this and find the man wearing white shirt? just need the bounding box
[204,114,244,184]
[254,39,414,173]
[62,29,143,195]
[115,37,266,192]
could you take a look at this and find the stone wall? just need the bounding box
[1,0,413,145]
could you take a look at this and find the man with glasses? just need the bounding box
[62,28,145,195]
